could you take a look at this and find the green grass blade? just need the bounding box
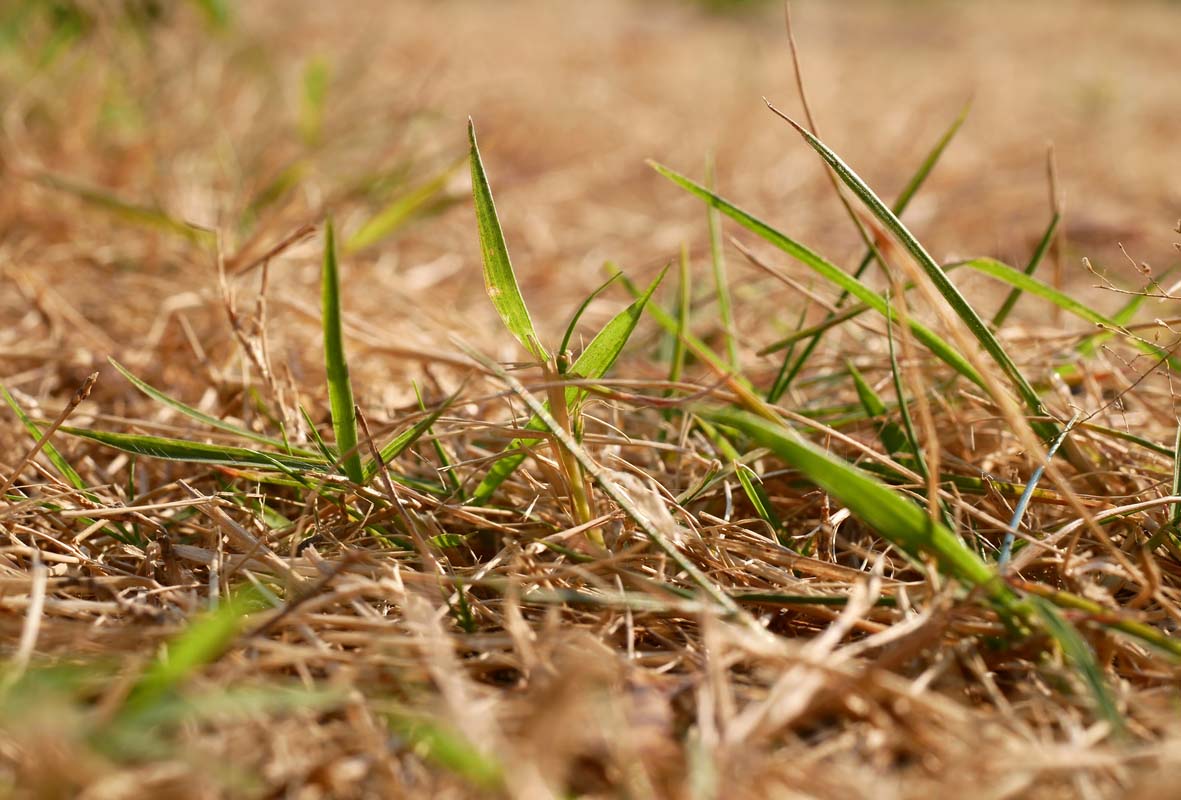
[468,120,547,361]
[299,56,330,147]
[122,587,266,718]
[109,358,314,455]
[557,272,621,366]
[650,162,987,391]
[704,407,1020,614]
[991,213,1060,328]
[775,117,1051,429]
[363,390,459,482]
[1027,596,1124,734]
[697,416,782,535]
[63,427,325,472]
[346,159,462,252]
[847,362,909,456]
[2,386,87,491]
[705,157,739,369]
[668,244,691,386]
[961,257,1181,371]
[34,173,215,246]
[469,269,665,505]
[321,219,364,484]
[776,103,969,394]
[386,714,505,793]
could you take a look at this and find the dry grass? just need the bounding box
[3,1,1181,797]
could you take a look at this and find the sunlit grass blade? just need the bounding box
[121,586,267,719]
[991,213,1059,328]
[109,358,314,455]
[33,173,215,246]
[470,269,665,505]
[363,388,460,482]
[321,219,364,484]
[704,407,1021,615]
[299,56,330,147]
[413,383,463,497]
[346,159,462,252]
[557,272,621,365]
[63,427,325,472]
[770,112,1052,433]
[847,362,909,456]
[2,386,87,491]
[468,119,547,361]
[385,713,505,793]
[961,257,1181,371]
[705,157,739,369]
[649,162,986,391]
[668,244,691,386]
[1027,596,1124,734]
[697,416,782,536]
[775,103,969,395]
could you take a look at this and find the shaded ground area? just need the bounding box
[2,1,1181,797]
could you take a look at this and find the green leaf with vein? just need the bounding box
[961,257,1181,371]
[774,116,1054,438]
[63,427,326,472]
[110,358,315,455]
[468,119,547,361]
[649,162,986,391]
[470,269,665,505]
[321,219,364,484]
[704,406,1021,616]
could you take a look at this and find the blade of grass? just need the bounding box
[557,272,621,365]
[63,427,326,472]
[962,257,1181,371]
[697,416,783,536]
[991,213,1060,328]
[321,219,364,484]
[649,162,987,392]
[1027,596,1124,734]
[766,105,1054,437]
[705,157,739,369]
[346,159,462,252]
[109,358,314,455]
[468,119,547,362]
[998,413,1081,567]
[774,103,970,396]
[847,361,909,457]
[470,269,665,505]
[363,387,460,481]
[703,406,1021,616]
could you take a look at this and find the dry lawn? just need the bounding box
[2,1,1181,797]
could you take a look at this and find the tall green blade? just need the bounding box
[650,162,986,391]
[775,116,1052,434]
[321,219,364,483]
[991,213,1060,328]
[62,427,325,472]
[468,120,547,362]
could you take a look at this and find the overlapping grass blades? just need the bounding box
[769,111,1055,438]
[704,406,1022,615]
[470,270,665,505]
[649,162,986,391]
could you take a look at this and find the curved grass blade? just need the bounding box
[776,102,970,396]
[964,258,1181,373]
[991,213,1060,328]
[470,269,665,505]
[706,157,739,369]
[697,416,782,536]
[321,219,364,484]
[558,272,621,364]
[468,119,547,362]
[704,406,1021,615]
[1027,596,1124,734]
[109,358,315,455]
[33,173,215,247]
[998,414,1080,567]
[650,162,986,391]
[63,427,326,472]
[347,159,462,252]
[770,111,1052,433]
